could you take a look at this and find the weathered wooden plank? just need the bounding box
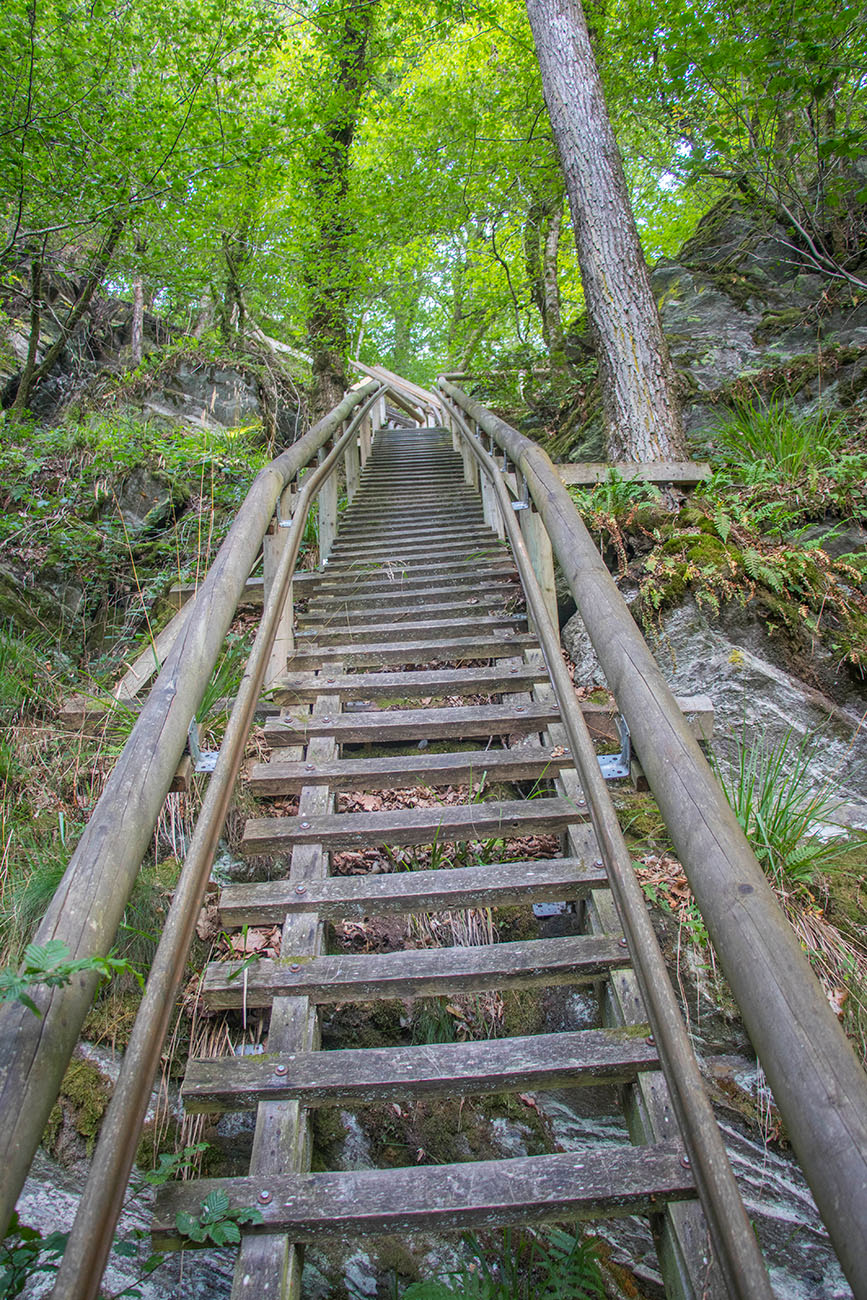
[321,553,513,579]
[306,584,520,613]
[247,743,569,793]
[295,615,526,645]
[182,1026,655,1112]
[220,846,603,924]
[328,539,502,563]
[241,795,582,853]
[202,934,630,1009]
[152,1142,695,1246]
[286,635,536,669]
[308,570,520,598]
[264,702,559,747]
[273,664,546,702]
[336,524,494,543]
[556,461,711,487]
[301,597,517,625]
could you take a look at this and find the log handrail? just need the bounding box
[437,376,867,1297]
[51,386,387,1300]
[0,380,380,1236]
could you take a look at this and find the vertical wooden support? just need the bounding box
[344,423,360,503]
[376,394,387,431]
[461,422,479,490]
[318,444,338,565]
[359,413,372,466]
[521,506,558,630]
[262,485,295,688]
[230,690,340,1300]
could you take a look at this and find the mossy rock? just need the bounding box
[44,1057,111,1161]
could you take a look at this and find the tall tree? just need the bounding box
[304,0,377,418]
[525,0,687,461]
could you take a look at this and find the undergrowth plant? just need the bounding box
[710,396,849,480]
[400,1227,604,1300]
[712,727,847,898]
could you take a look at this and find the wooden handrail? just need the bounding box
[0,381,380,1237]
[438,376,867,1297]
[51,387,386,1300]
[442,392,772,1298]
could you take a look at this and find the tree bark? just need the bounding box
[9,218,125,413]
[525,0,686,461]
[9,250,43,416]
[305,0,376,420]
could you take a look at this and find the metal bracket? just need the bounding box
[597,714,631,780]
[187,719,219,773]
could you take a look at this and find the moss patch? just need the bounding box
[44,1057,111,1159]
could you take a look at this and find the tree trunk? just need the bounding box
[9,251,43,416]
[10,218,125,413]
[525,0,686,461]
[305,0,376,420]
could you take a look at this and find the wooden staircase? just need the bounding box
[151,426,717,1295]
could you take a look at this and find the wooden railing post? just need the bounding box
[360,412,372,466]
[318,442,339,563]
[521,504,557,630]
[344,420,361,502]
[262,483,295,687]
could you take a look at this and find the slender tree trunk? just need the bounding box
[131,275,144,364]
[525,0,686,461]
[305,0,376,420]
[10,218,125,413]
[9,250,43,416]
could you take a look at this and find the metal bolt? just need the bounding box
[326,678,336,684]
[510,666,519,674]
[295,884,307,895]
[305,763,316,771]
[681,1155,691,1169]
[322,716,331,723]
[258,1189,273,1204]
[289,962,301,972]
[515,706,525,713]
[594,858,603,867]
[618,937,628,948]
[646,1034,655,1045]
[577,798,586,807]
[274,1063,288,1076]
[299,821,310,829]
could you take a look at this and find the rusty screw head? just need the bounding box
[258,1189,273,1204]
[618,937,628,948]
[299,821,310,829]
[289,962,301,972]
[681,1155,691,1168]
[305,763,316,771]
[646,1034,655,1045]
[274,1063,288,1076]
[594,858,603,867]
[295,884,307,895]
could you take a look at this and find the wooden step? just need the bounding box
[295,615,526,645]
[220,847,604,924]
[329,537,500,560]
[264,702,559,747]
[248,743,570,793]
[287,634,536,669]
[300,596,517,624]
[274,664,546,702]
[152,1141,695,1247]
[182,1025,654,1113]
[337,524,493,542]
[306,572,520,600]
[321,553,512,578]
[202,933,629,1010]
[242,796,581,854]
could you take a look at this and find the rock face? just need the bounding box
[140,361,262,431]
[556,195,867,460]
[563,596,867,805]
